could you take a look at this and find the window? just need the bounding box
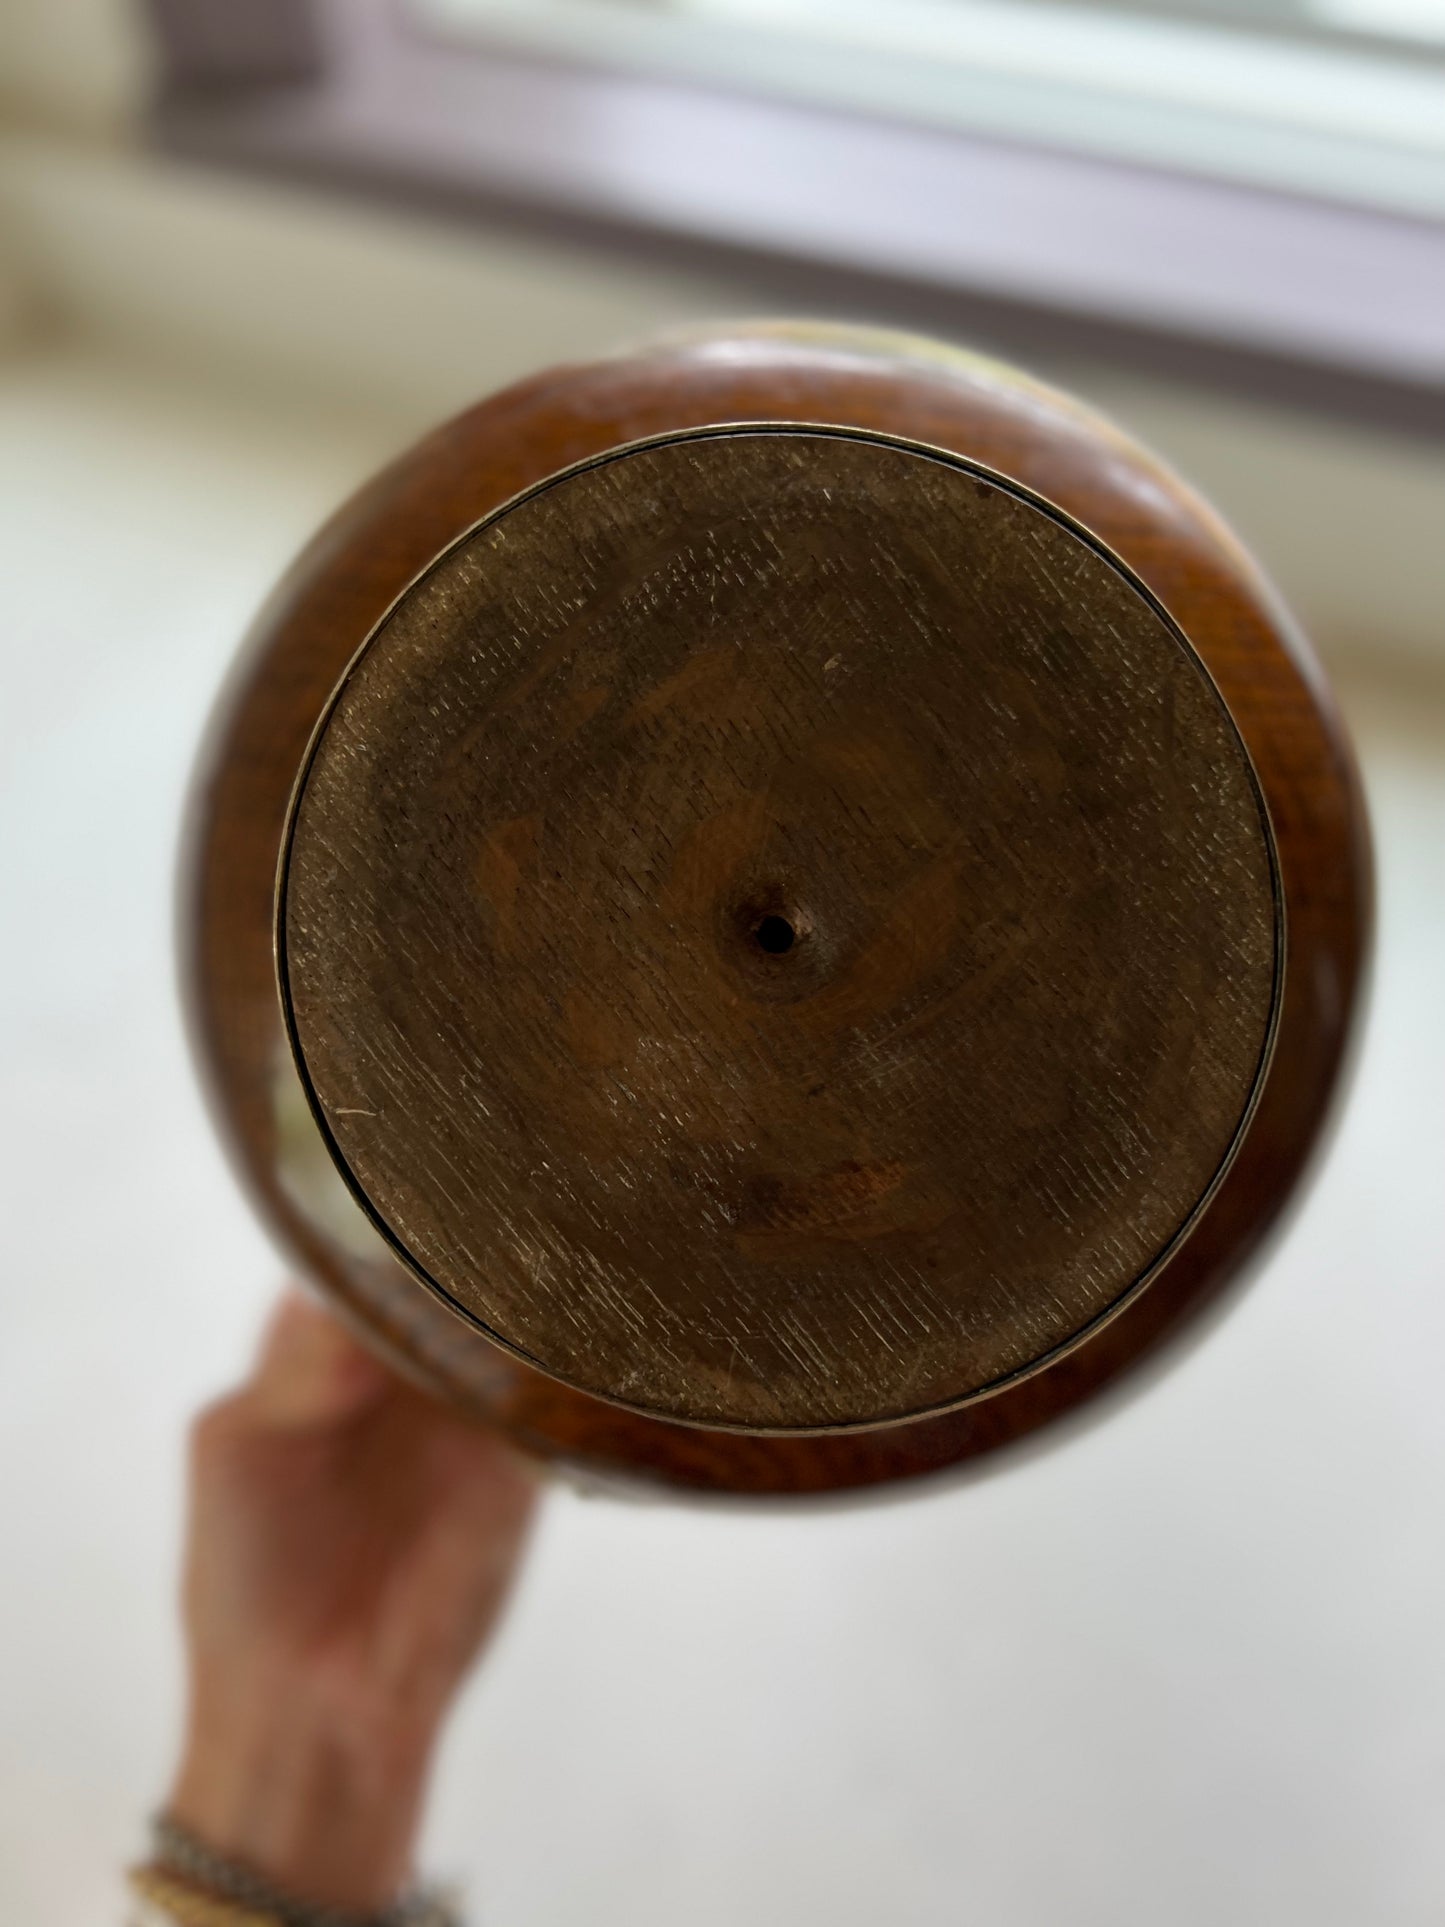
[416,0,1445,215]
[148,0,1445,412]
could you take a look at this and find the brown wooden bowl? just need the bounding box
[180,322,1370,1497]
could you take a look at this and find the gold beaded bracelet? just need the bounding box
[127,1863,284,1927]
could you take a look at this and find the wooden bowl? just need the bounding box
[180,323,1370,1496]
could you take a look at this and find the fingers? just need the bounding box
[244,1289,392,1431]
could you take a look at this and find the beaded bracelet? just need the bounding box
[128,1862,282,1926]
[128,1816,463,1927]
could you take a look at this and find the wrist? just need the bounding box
[168,1668,438,1913]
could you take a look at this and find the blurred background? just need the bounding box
[1,2,1443,1923]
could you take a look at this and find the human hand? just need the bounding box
[166,1290,538,1914]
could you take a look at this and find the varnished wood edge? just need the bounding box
[274,419,1287,1437]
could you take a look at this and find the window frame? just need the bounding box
[143,0,1445,433]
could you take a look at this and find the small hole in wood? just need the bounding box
[755,914,796,955]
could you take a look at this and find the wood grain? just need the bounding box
[279,427,1279,1432]
[181,323,1369,1492]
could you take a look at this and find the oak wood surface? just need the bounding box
[181,322,1369,1493]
